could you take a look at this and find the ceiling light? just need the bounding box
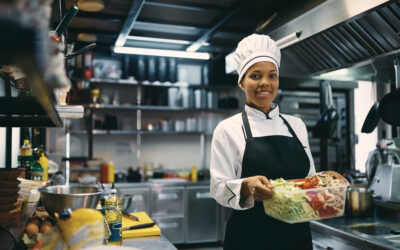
[127,36,209,46]
[77,0,104,12]
[77,33,97,42]
[113,46,211,60]
[275,31,302,49]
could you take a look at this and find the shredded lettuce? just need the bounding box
[263,178,318,223]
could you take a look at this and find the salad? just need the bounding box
[263,171,349,224]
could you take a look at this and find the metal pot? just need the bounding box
[346,187,374,217]
[39,185,102,216]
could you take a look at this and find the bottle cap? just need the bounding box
[24,139,29,144]
[110,183,116,194]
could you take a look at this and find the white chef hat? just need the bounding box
[234,34,281,83]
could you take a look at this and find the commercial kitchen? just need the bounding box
[1,0,400,249]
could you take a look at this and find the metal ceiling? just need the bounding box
[268,0,400,83]
[64,0,324,53]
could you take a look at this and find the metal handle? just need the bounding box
[65,43,96,59]
[196,192,212,199]
[395,59,399,89]
[55,6,79,37]
[158,193,179,200]
[158,222,178,229]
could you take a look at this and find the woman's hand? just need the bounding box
[241,176,274,201]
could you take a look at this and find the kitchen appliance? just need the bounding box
[346,187,374,217]
[39,185,102,216]
[367,139,400,203]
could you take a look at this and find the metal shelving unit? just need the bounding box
[70,130,212,136]
[89,78,236,90]
[85,104,235,113]
[73,76,238,168]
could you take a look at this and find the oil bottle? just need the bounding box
[105,183,122,245]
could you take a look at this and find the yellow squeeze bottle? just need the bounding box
[107,162,115,184]
[39,153,49,181]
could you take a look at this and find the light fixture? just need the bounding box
[77,33,97,42]
[77,0,104,12]
[113,46,211,60]
[275,31,302,49]
[127,36,209,46]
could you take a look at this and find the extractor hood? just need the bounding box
[268,0,400,82]
[226,0,400,83]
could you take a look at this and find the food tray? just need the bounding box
[263,184,348,224]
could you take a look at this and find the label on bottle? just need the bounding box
[108,222,122,242]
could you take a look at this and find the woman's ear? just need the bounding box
[238,80,244,89]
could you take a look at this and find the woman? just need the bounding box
[210,34,315,250]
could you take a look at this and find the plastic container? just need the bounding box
[263,184,348,224]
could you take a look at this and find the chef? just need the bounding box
[210,34,316,250]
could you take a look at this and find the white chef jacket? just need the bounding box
[210,104,316,210]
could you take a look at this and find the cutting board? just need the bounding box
[121,211,161,238]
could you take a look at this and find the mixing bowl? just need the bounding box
[39,185,102,216]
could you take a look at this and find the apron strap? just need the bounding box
[242,111,253,139]
[279,114,304,148]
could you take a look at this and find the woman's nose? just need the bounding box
[260,76,270,86]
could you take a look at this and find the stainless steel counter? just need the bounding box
[310,214,400,250]
[122,235,177,250]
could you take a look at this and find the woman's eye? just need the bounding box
[270,74,277,79]
[250,74,261,79]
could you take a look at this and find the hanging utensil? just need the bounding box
[55,6,79,37]
[361,75,380,133]
[313,82,338,138]
[378,59,400,126]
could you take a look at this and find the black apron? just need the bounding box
[224,110,313,250]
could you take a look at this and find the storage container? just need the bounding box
[263,184,348,224]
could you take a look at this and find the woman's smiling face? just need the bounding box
[239,61,279,114]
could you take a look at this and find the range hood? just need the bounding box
[269,0,400,82]
[226,0,400,83]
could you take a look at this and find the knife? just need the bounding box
[122,211,140,221]
[122,222,156,231]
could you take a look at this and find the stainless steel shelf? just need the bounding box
[89,78,235,90]
[84,104,234,112]
[70,130,212,136]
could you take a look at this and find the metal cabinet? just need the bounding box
[151,186,185,217]
[153,217,185,244]
[119,187,151,214]
[186,186,219,243]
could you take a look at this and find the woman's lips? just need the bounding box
[256,91,272,98]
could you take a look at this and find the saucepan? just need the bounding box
[345,187,374,217]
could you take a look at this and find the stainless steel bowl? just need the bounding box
[346,187,374,217]
[39,185,102,216]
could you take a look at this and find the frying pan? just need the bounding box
[313,82,338,138]
[361,76,380,133]
[378,59,400,126]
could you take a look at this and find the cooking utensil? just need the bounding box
[379,59,400,126]
[122,222,155,231]
[55,6,79,37]
[346,187,374,217]
[362,76,380,133]
[122,211,140,221]
[313,82,338,138]
[39,185,102,216]
[65,43,96,59]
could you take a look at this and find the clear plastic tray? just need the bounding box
[263,184,348,224]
